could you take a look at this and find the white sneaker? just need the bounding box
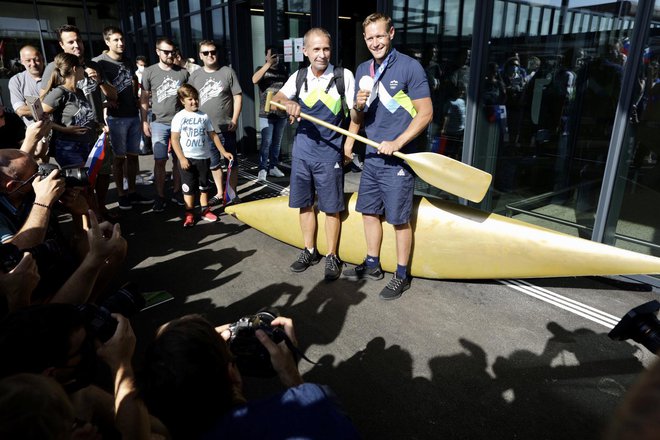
[257,169,267,181]
[268,167,285,178]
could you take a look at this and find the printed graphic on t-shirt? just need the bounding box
[198,78,225,106]
[73,99,95,127]
[155,76,182,103]
[78,77,98,96]
[113,64,133,94]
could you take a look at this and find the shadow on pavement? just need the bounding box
[303,322,644,440]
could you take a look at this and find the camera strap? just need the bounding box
[282,333,317,365]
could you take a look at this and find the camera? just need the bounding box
[38,163,89,187]
[608,300,660,354]
[78,283,146,342]
[228,311,295,377]
[0,239,62,273]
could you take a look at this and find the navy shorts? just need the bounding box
[180,158,211,195]
[210,130,238,170]
[356,161,415,225]
[289,157,344,214]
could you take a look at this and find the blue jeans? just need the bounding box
[107,116,141,157]
[150,122,171,160]
[259,116,286,171]
[54,138,91,168]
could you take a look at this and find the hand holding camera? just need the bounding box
[254,316,303,388]
[227,311,312,385]
[96,313,136,372]
[0,252,39,312]
[32,167,65,207]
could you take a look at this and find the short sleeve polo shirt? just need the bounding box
[354,49,430,167]
[279,64,355,163]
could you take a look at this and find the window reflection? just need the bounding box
[604,1,660,260]
[473,1,635,242]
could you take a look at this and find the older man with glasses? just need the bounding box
[0,149,127,306]
[140,37,190,212]
[188,40,242,206]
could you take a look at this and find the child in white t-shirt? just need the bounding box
[170,84,233,227]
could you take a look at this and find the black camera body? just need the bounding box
[228,311,290,377]
[38,163,89,187]
[78,283,145,342]
[0,239,61,273]
[608,300,660,354]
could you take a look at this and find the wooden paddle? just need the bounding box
[264,92,492,203]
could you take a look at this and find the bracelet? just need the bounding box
[33,202,50,210]
[353,105,364,113]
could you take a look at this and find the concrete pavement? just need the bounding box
[112,152,658,440]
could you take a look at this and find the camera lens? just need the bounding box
[608,300,660,354]
[62,167,89,187]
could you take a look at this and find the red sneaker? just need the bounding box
[201,208,218,223]
[183,211,195,227]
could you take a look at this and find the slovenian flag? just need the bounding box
[644,47,652,65]
[622,38,630,56]
[85,132,106,187]
[223,159,237,206]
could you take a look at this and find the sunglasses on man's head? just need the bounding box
[158,48,174,55]
[201,50,217,56]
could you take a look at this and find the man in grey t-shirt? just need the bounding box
[140,37,189,212]
[188,40,242,205]
[93,26,152,211]
[9,45,46,157]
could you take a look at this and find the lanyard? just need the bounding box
[369,49,395,84]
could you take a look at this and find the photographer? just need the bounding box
[0,149,127,305]
[139,314,359,439]
[0,304,152,439]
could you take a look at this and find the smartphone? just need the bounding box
[25,96,44,121]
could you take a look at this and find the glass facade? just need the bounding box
[1,0,659,283]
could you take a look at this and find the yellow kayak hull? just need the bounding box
[225,194,660,279]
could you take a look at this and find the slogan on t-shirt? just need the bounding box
[180,115,208,148]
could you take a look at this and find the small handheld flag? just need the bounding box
[85,132,107,187]
[223,159,237,206]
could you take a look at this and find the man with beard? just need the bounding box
[188,40,242,205]
[141,37,189,212]
[93,26,152,211]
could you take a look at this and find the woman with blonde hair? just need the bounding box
[41,52,98,168]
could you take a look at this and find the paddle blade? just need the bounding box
[397,152,492,203]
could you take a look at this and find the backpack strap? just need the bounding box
[294,67,308,100]
[330,66,345,98]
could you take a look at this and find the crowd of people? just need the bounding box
[0,11,656,440]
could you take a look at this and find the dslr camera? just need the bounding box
[609,300,660,354]
[228,311,297,377]
[0,239,61,273]
[78,283,146,342]
[38,163,89,187]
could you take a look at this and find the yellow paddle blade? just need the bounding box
[394,151,492,203]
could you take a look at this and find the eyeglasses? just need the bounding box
[158,48,174,55]
[9,171,39,195]
[201,50,217,56]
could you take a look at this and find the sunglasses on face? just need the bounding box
[201,50,217,56]
[158,48,174,55]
